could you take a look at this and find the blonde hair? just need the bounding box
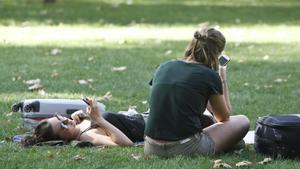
[184,27,226,71]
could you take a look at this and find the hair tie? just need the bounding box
[194,30,208,42]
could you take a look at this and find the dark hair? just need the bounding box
[22,121,58,146]
[184,27,226,71]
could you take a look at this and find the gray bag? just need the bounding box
[12,99,105,131]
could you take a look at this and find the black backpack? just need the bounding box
[255,114,300,158]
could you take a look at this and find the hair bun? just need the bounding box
[194,30,208,41]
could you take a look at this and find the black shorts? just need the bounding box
[103,112,145,142]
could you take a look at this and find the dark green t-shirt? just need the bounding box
[145,60,223,141]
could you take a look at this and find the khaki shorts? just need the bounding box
[144,132,215,158]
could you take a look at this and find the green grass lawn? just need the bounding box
[1,0,300,168]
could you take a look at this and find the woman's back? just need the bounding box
[145,60,223,141]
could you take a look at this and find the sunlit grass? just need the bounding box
[1,25,300,47]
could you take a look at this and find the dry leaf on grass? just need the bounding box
[111,66,127,72]
[51,71,59,77]
[88,57,94,61]
[78,79,94,85]
[25,79,45,91]
[28,83,44,91]
[165,50,172,55]
[12,76,22,81]
[47,151,54,160]
[38,89,48,96]
[263,55,269,60]
[72,154,85,161]
[213,159,232,168]
[258,157,272,165]
[50,48,62,55]
[144,155,150,160]
[131,153,142,160]
[6,112,13,117]
[98,91,112,102]
[236,160,252,168]
[274,78,287,83]
[25,79,41,85]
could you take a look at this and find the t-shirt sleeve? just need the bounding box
[148,64,161,86]
[148,79,153,86]
[208,72,223,95]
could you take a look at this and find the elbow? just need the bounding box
[216,111,230,122]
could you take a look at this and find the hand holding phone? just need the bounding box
[219,55,231,66]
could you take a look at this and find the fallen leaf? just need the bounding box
[28,83,44,91]
[6,112,13,117]
[97,145,107,150]
[131,153,141,160]
[50,48,62,55]
[38,89,48,96]
[24,79,41,86]
[274,78,287,83]
[88,57,94,61]
[98,91,112,102]
[72,154,85,161]
[263,55,269,60]
[236,160,252,168]
[78,79,93,85]
[111,66,127,72]
[263,85,272,89]
[15,126,22,131]
[165,50,172,55]
[87,79,94,83]
[213,159,232,168]
[258,157,272,165]
[51,71,59,77]
[12,76,22,81]
[144,155,150,160]
[47,151,54,160]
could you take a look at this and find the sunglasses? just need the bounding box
[55,113,69,129]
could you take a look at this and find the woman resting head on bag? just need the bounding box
[22,98,145,146]
[144,27,250,157]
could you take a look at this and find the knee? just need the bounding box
[237,115,250,132]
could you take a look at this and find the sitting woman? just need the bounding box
[144,27,250,157]
[22,98,144,146]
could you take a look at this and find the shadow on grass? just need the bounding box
[1,0,300,26]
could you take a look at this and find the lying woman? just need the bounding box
[22,98,144,146]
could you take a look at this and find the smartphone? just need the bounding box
[82,98,90,105]
[219,55,231,66]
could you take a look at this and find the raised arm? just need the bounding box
[208,66,232,122]
[86,98,133,146]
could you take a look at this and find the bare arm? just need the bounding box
[219,66,232,112]
[86,98,133,146]
[207,66,232,122]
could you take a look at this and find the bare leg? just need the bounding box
[203,115,250,153]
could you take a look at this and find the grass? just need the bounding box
[1,0,300,168]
